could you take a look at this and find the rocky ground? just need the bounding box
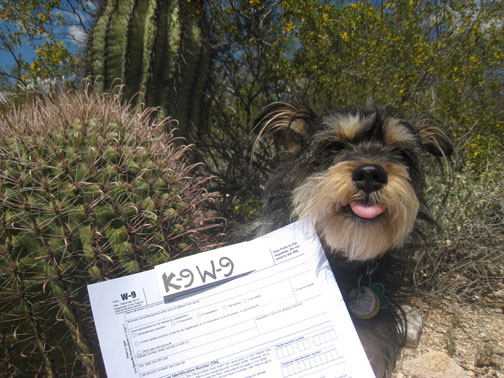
[393,295,504,378]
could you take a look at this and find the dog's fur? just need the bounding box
[244,102,452,377]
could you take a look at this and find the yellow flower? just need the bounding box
[341,32,349,42]
[284,22,295,33]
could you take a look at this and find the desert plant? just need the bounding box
[475,340,501,368]
[0,82,221,376]
[412,157,504,301]
[87,0,211,137]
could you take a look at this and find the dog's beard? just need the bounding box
[291,160,420,261]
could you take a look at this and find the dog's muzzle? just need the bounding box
[349,164,388,219]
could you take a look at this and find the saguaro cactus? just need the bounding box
[88,0,211,137]
[0,83,220,376]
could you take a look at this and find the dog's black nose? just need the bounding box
[352,164,387,193]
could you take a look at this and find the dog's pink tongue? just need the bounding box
[350,202,386,219]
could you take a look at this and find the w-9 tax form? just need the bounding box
[88,220,375,378]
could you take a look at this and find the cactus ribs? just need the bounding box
[245,103,453,377]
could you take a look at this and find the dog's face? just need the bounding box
[254,103,452,261]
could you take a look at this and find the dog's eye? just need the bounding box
[396,149,414,165]
[326,141,345,153]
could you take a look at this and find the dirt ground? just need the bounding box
[394,295,504,377]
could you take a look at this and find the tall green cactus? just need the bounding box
[0,83,220,376]
[88,0,211,137]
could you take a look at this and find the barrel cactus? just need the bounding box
[88,0,211,137]
[0,83,221,376]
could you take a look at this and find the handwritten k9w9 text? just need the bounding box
[161,257,234,294]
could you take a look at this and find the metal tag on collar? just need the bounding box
[348,275,380,319]
[348,275,389,319]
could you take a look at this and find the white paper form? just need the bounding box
[88,220,375,378]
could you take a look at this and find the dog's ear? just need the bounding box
[416,123,454,158]
[252,102,316,155]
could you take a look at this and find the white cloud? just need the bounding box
[68,25,88,45]
[447,1,502,34]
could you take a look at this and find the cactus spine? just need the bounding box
[0,83,219,376]
[88,0,211,137]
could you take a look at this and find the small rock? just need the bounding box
[400,351,469,377]
[401,305,423,348]
[492,289,504,298]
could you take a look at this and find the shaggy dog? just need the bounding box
[244,102,452,377]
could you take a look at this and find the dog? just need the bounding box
[244,102,453,377]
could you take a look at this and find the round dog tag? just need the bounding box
[348,286,381,319]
